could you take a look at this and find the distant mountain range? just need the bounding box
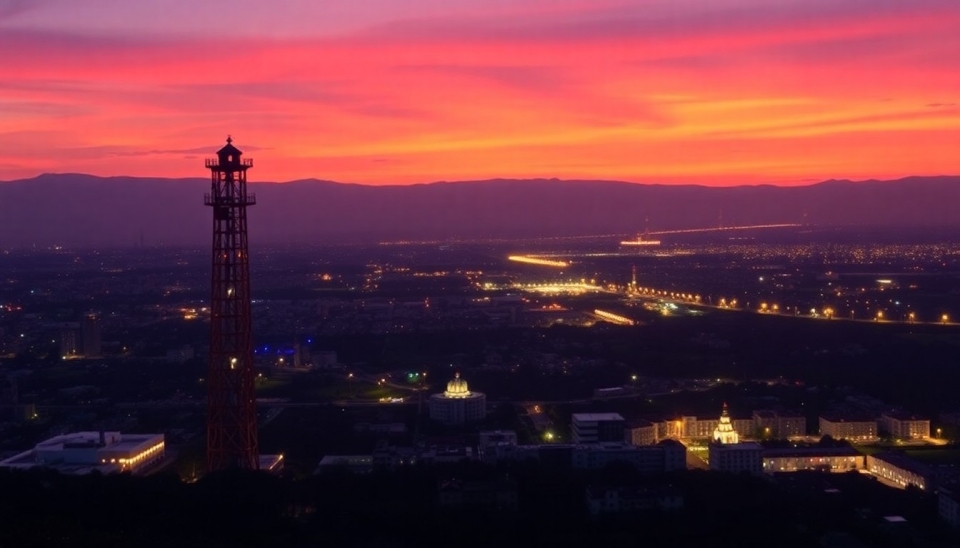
[1,174,958,247]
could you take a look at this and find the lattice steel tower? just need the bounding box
[204,136,259,470]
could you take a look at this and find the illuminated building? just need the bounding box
[573,413,626,444]
[819,416,878,442]
[708,403,763,474]
[0,431,164,475]
[713,403,740,444]
[428,373,486,425]
[631,408,796,445]
[762,446,864,473]
[880,412,930,440]
[628,420,658,446]
[867,452,934,490]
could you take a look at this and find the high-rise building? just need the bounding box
[204,137,259,471]
[81,314,101,357]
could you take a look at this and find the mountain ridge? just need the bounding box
[1,174,958,247]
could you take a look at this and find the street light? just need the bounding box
[876,311,883,322]
[943,314,950,325]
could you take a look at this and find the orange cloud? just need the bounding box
[0,1,958,184]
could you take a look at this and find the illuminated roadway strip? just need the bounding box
[593,309,636,326]
[645,223,802,236]
[507,255,570,268]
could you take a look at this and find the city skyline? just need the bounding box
[2,0,958,185]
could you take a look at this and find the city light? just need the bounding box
[593,309,635,326]
[507,255,570,268]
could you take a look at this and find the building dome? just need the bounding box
[444,373,471,398]
[430,373,486,425]
[713,403,739,444]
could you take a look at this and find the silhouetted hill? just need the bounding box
[1,174,958,246]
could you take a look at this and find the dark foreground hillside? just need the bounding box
[0,463,955,547]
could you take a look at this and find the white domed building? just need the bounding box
[429,373,486,425]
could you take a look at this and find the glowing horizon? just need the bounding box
[1,0,958,185]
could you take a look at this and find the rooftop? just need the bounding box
[573,413,625,422]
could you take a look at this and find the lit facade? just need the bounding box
[713,404,739,444]
[880,413,930,440]
[762,446,864,473]
[819,416,877,442]
[428,373,486,425]
[0,431,164,475]
[628,421,658,446]
[867,452,933,491]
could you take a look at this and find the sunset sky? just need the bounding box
[1,0,958,185]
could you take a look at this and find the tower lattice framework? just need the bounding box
[204,136,259,471]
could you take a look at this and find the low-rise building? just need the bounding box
[867,452,934,491]
[777,413,807,438]
[819,416,877,442]
[0,431,164,475]
[762,445,864,474]
[439,478,518,511]
[709,441,764,475]
[880,412,930,440]
[572,440,686,472]
[586,484,684,516]
[628,420,658,446]
[939,485,960,530]
[754,410,807,439]
[315,455,374,474]
[572,413,625,444]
